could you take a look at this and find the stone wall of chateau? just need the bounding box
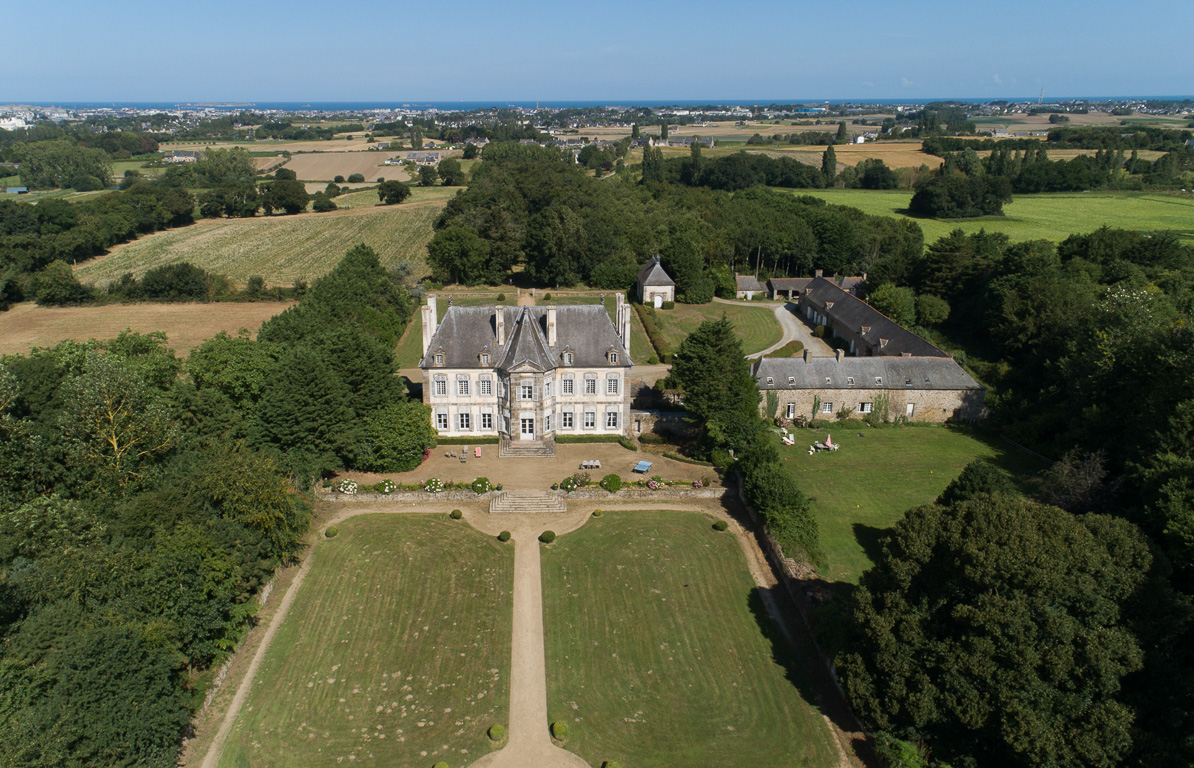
[764,386,986,423]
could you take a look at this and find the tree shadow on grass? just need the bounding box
[852,523,890,569]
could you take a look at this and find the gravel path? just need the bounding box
[466,508,593,768]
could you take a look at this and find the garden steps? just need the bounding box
[489,490,568,514]
[499,436,557,458]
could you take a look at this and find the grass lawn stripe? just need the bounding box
[651,301,783,356]
[219,514,513,768]
[542,510,838,768]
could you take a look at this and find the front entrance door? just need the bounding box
[520,417,535,440]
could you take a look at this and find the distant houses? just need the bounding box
[164,150,199,163]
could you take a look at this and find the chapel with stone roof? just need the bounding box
[419,295,633,453]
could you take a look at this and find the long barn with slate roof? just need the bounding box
[419,295,633,450]
[754,275,986,422]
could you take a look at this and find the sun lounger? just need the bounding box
[475,447,481,458]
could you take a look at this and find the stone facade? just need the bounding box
[636,255,675,308]
[419,296,634,440]
[756,351,986,424]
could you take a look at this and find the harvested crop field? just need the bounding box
[279,152,411,182]
[0,301,291,357]
[75,202,444,287]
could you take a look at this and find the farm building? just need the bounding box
[636,255,675,307]
[419,295,634,455]
[769,271,865,300]
[735,275,767,300]
[5,187,29,195]
[799,276,935,357]
[754,350,984,423]
[164,150,199,163]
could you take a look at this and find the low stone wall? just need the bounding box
[319,486,724,504]
[565,486,724,501]
[319,489,495,503]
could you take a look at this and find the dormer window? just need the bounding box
[481,353,489,365]
[925,378,931,386]
[879,338,889,348]
[788,377,795,384]
[847,377,855,385]
[767,377,773,385]
[826,302,834,310]
[609,353,618,364]
[906,378,913,386]
[825,377,831,385]
[564,352,573,366]
[875,377,883,385]
[434,352,444,366]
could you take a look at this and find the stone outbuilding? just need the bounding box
[755,350,985,423]
[636,255,675,308]
[735,274,767,300]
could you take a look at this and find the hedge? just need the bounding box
[555,434,637,451]
[435,436,500,445]
[632,302,673,362]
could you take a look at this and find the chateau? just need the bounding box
[419,295,634,448]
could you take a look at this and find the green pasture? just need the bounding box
[780,425,1041,584]
[651,301,783,356]
[541,511,838,768]
[218,514,513,768]
[791,188,1194,244]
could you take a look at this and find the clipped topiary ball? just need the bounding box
[592,509,603,517]
[487,724,505,741]
[433,763,449,768]
[539,530,557,544]
[498,530,511,542]
[713,519,729,531]
[497,293,506,301]
[450,509,463,520]
[551,721,568,740]
[325,526,339,538]
[601,762,623,768]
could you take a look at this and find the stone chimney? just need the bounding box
[814,269,823,278]
[836,348,845,363]
[546,306,557,346]
[495,308,505,346]
[421,295,437,357]
[616,293,630,353]
[803,348,812,363]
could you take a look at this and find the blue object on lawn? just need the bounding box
[633,461,653,473]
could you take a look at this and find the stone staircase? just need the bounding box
[489,490,568,514]
[498,435,557,458]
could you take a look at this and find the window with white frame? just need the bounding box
[564,352,573,365]
[520,382,534,400]
[434,377,447,396]
[606,411,619,429]
[544,414,552,431]
[481,413,493,430]
[459,413,472,430]
[584,375,597,395]
[787,403,796,418]
[479,377,492,396]
[822,401,833,413]
[583,411,595,428]
[434,353,444,366]
[480,353,489,365]
[859,402,873,413]
[544,381,553,397]
[606,376,618,395]
[562,412,574,429]
[610,353,618,364]
[457,378,470,396]
[562,376,574,395]
[436,412,448,430]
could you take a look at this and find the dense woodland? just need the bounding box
[0,246,433,766]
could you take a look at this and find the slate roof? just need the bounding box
[421,305,632,370]
[636,255,675,288]
[754,356,982,391]
[803,277,944,357]
[736,275,766,292]
[768,277,813,293]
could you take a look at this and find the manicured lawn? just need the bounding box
[651,302,783,356]
[790,188,1194,245]
[541,511,838,768]
[218,515,513,768]
[780,425,1042,584]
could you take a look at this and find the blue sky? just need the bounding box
[3,0,1191,102]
